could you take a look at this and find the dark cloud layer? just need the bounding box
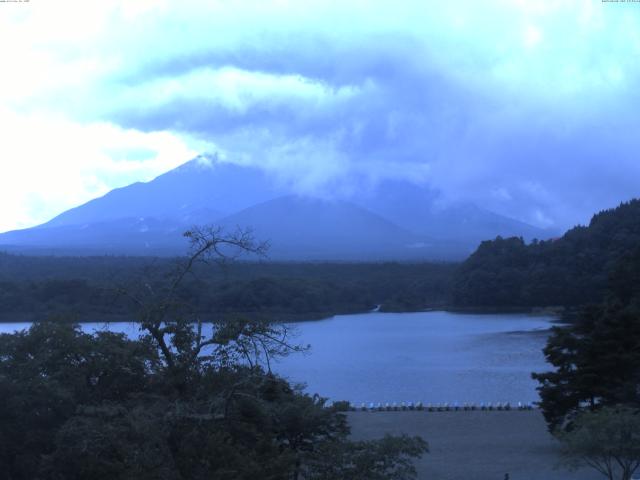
[103,31,639,229]
[12,1,639,231]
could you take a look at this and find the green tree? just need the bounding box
[453,199,640,308]
[532,247,640,431]
[556,406,640,480]
[0,226,428,479]
[302,434,428,480]
[0,323,157,479]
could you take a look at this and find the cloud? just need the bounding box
[0,109,215,232]
[1,0,640,230]
[102,66,363,136]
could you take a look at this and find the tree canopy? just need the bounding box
[557,406,640,480]
[453,199,640,308]
[532,247,640,431]
[0,227,428,479]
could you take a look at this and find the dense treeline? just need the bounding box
[0,253,455,321]
[452,199,640,308]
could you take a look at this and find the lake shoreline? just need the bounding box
[1,311,554,405]
[0,305,565,324]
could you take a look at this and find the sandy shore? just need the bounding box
[347,410,602,480]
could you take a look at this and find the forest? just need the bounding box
[452,199,640,308]
[3,200,640,323]
[0,253,454,322]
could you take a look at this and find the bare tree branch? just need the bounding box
[112,225,304,383]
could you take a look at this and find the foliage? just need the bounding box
[0,253,455,321]
[0,226,427,479]
[302,434,428,480]
[0,323,158,479]
[331,400,352,412]
[532,247,640,431]
[556,406,640,480]
[453,199,640,307]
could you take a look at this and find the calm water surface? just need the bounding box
[0,311,554,404]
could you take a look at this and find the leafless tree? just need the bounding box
[117,226,306,382]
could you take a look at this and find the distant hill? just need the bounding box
[0,157,551,260]
[0,196,463,260]
[356,179,549,244]
[216,195,461,260]
[452,199,640,307]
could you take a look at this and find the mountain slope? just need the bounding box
[0,196,455,259]
[216,195,448,260]
[356,179,552,244]
[0,157,550,260]
[43,157,283,228]
[0,217,188,255]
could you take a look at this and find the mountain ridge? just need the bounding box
[0,157,553,260]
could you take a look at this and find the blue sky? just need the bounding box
[1,0,639,232]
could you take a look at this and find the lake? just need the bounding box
[0,311,554,405]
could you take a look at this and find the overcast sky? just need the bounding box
[1,0,639,233]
